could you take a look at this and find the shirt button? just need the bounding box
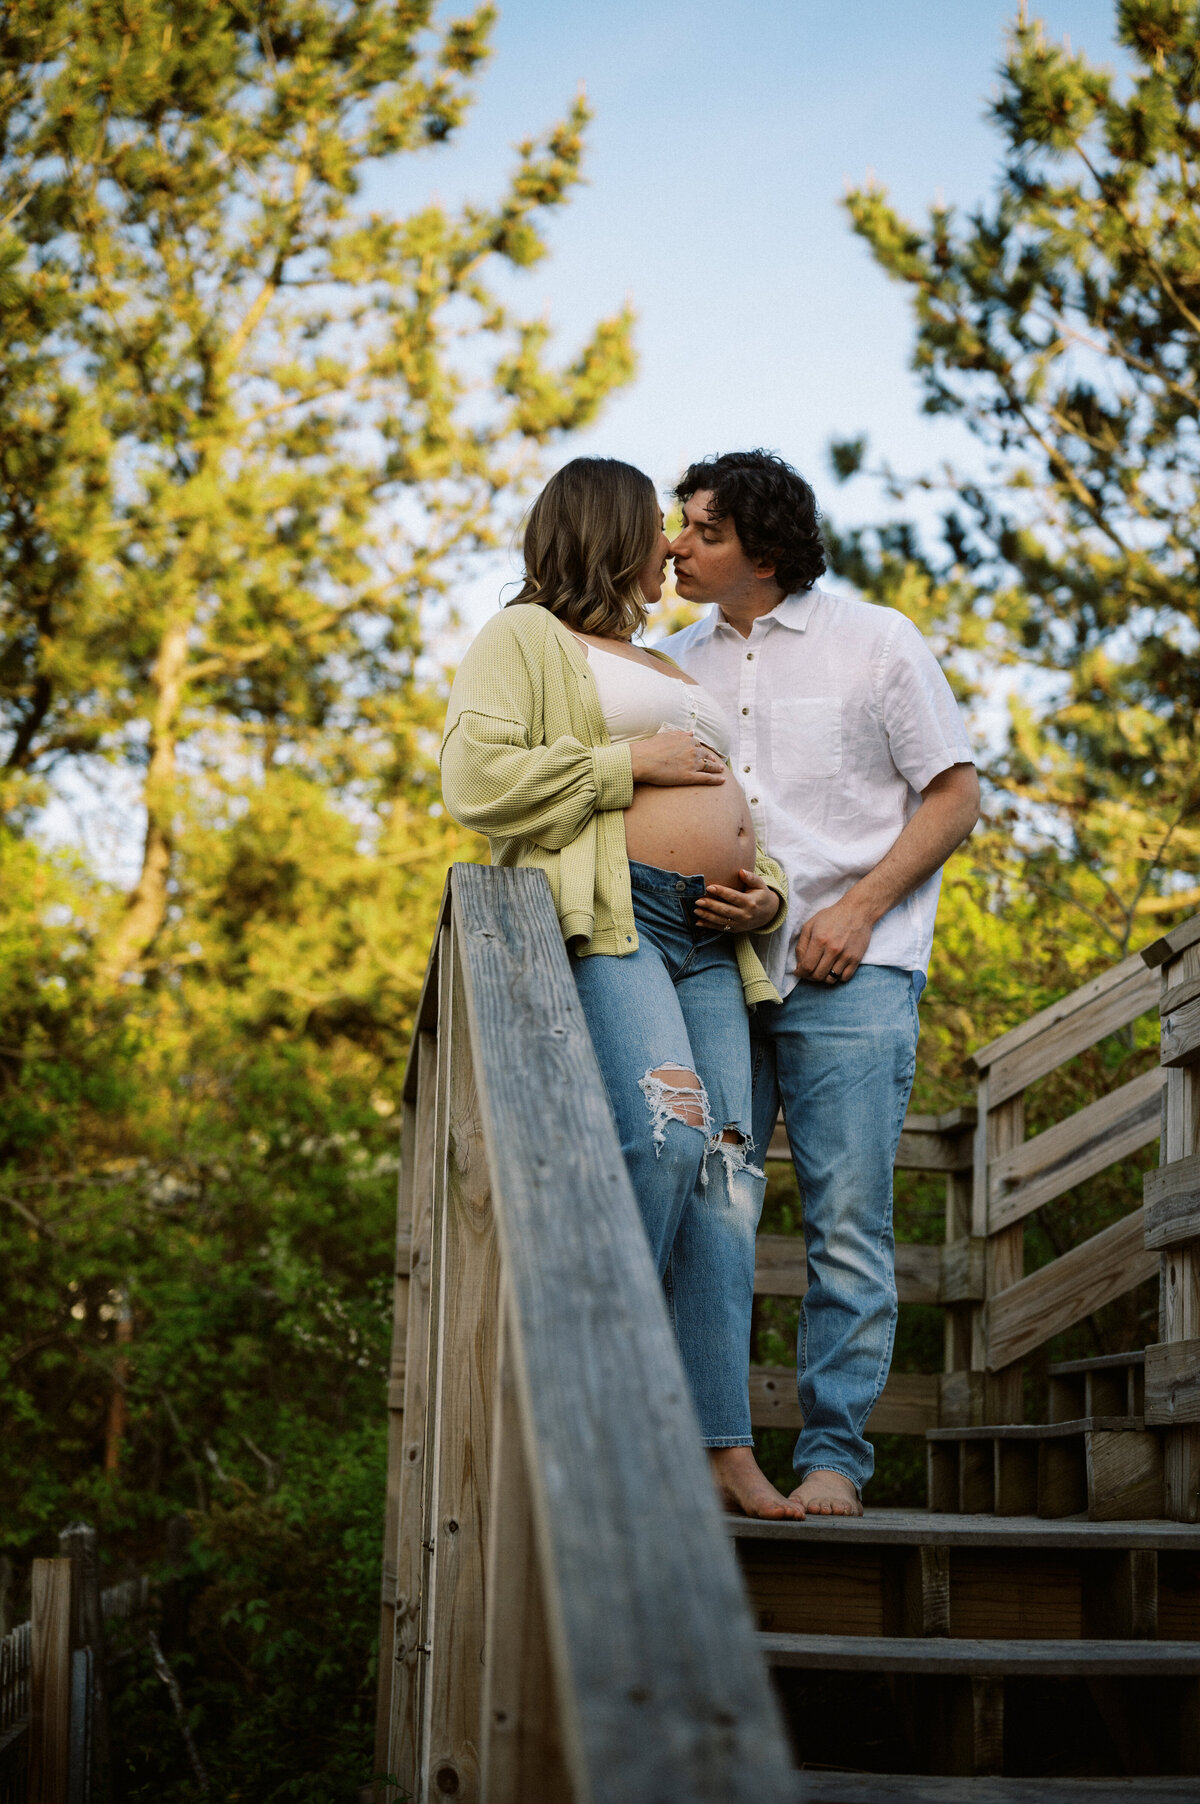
[741,707,749,715]
[751,796,759,804]
[746,652,754,660]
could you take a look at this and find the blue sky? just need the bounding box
[48,2,1120,876]
[372,0,1118,572]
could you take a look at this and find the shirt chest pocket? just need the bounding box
[770,696,843,779]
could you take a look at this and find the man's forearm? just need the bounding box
[845,768,980,929]
[794,764,979,983]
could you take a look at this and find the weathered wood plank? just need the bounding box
[374,1094,418,1784]
[971,954,1157,1077]
[30,1559,72,1804]
[940,1237,985,1305]
[982,960,1159,1108]
[1142,911,1200,969]
[1162,970,1200,1018]
[759,1631,1200,1674]
[984,1095,1025,1422]
[988,1067,1163,1234]
[985,1210,1159,1373]
[753,1236,941,1305]
[1158,940,1200,1521]
[901,1545,949,1637]
[793,1775,1200,1803]
[1162,995,1200,1069]
[423,933,501,1804]
[749,1367,938,1436]
[1146,1338,1200,1426]
[1144,1150,1200,1249]
[727,1508,1200,1549]
[1086,1429,1165,1521]
[479,1297,573,1804]
[387,1027,441,1794]
[452,866,793,1804]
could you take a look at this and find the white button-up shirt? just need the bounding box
[664,585,974,993]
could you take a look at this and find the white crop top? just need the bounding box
[579,640,731,760]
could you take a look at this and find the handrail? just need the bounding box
[376,865,794,1803]
[1141,914,1200,1521]
[752,934,1175,1446]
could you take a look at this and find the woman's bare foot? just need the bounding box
[788,1469,862,1516]
[708,1446,806,1520]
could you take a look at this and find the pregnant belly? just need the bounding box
[623,775,757,890]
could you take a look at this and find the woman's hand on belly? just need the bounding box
[693,870,781,934]
[628,729,725,786]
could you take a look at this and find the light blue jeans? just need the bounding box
[751,966,921,1494]
[571,861,764,1446]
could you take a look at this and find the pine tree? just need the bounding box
[831,0,1200,954]
[0,0,634,982]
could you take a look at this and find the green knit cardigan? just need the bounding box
[440,604,786,1006]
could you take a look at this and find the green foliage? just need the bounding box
[109,1429,390,1802]
[0,0,634,981]
[0,4,633,1792]
[832,0,1200,953]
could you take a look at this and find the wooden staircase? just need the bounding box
[735,1508,1200,1788]
[373,876,1200,1802]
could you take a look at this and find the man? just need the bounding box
[665,450,979,1519]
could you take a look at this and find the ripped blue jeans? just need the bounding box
[571,860,763,1446]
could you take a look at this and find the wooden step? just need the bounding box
[761,1633,1200,1674]
[1049,1351,1146,1422]
[765,1633,1200,1780]
[792,1776,1200,1802]
[727,1507,1200,1550]
[727,1511,1200,1643]
[927,1418,1163,1520]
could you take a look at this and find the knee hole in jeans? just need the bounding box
[639,1065,711,1144]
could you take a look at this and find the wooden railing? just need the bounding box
[1,1524,150,1804]
[1142,911,1200,1520]
[970,950,1162,1422]
[751,927,1196,1453]
[374,865,794,1804]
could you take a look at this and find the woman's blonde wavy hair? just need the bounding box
[508,457,660,640]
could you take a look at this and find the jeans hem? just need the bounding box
[702,1436,755,1449]
[794,1463,862,1498]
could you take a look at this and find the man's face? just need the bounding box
[669,490,769,609]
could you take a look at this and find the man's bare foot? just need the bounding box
[788,1470,863,1517]
[708,1446,806,1520]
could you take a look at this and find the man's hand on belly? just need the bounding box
[694,869,780,933]
[795,898,875,985]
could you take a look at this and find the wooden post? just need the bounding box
[58,1523,108,1804]
[29,1559,72,1804]
[420,915,501,1804]
[372,1083,419,1790]
[1143,918,1200,1521]
[479,1294,573,1803]
[942,1161,983,1427]
[388,974,447,1791]
[973,1076,1025,1423]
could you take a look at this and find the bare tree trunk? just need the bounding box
[94,615,190,988]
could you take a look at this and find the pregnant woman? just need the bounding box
[441,456,803,1519]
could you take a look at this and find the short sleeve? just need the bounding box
[881,618,974,793]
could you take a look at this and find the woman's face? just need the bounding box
[637,518,671,604]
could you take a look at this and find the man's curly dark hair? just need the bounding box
[674,450,826,596]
